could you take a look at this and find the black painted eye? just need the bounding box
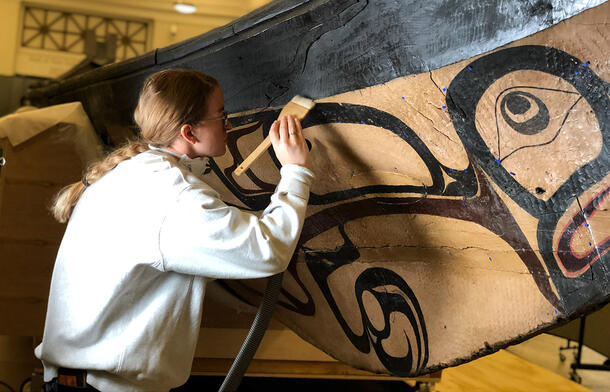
[505,92,530,114]
[500,91,549,135]
[489,84,585,163]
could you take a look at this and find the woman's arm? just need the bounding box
[159,115,313,278]
[158,164,314,278]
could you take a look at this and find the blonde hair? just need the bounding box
[51,69,219,223]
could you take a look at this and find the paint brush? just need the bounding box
[234,95,315,176]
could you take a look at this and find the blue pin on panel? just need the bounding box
[575,61,590,75]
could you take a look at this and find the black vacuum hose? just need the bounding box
[218,272,284,391]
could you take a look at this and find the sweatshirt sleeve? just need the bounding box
[158,164,314,279]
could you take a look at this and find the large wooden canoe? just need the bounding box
[24,0,610,377]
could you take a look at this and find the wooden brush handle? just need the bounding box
[234,100,314,176]
[234,135,273,176]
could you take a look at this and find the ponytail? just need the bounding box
[51,140,149,223]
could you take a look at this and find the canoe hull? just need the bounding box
[23,0,610,377]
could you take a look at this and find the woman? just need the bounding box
[34,69,314,391]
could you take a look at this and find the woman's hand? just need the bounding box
[269,115,310,169]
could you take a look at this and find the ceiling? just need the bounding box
[65,0,273,19]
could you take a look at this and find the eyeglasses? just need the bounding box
[200,111,229,128]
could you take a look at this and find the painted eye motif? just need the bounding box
[447,45,609,312]
[474,70,601,200]
[498,90,549,135]
[493,83,589,161]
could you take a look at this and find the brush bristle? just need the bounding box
[291,95,316,110]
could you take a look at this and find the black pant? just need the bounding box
[43,378,99,392]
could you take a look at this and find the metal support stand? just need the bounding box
[558,338,578,362]
[569,316,610,384]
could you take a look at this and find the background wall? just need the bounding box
[0,336,39,392]
[0,2,271,390]
[0,0,272,115]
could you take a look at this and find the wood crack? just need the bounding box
[300,0,369,76]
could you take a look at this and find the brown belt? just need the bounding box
[57,368,87,388]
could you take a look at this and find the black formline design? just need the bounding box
[447,45,610,313]
[218,45,609,374]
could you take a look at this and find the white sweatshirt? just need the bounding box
[34,149,314,391]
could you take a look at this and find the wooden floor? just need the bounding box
[422,334,609,392]
[505,334,610,392]
[430,349,590,392]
